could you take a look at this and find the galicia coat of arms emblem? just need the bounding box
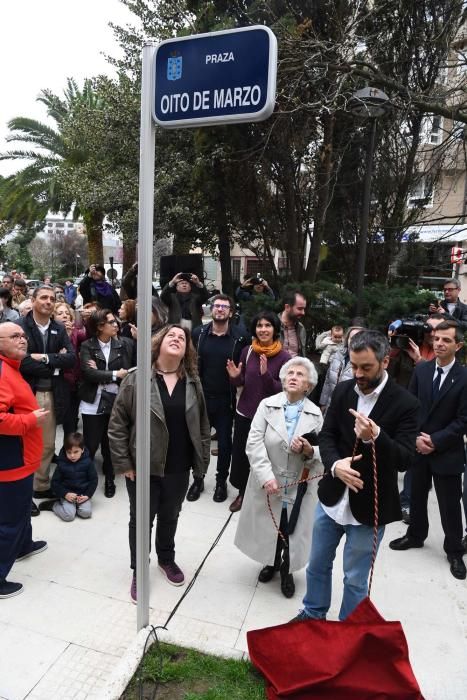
[167,54,183,81]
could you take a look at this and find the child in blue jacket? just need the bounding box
[42,433,98,521]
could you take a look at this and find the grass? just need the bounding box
[122,642,266,700]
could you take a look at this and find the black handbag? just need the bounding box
[97,389,117,415]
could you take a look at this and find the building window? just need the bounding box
[408,178,434,208]
[420,115,443,145]
[245,258,262,277]
[55,222,65,228]
[231,258,241,282]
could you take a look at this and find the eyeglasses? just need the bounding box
[106,319,119,325]
[212,304,231,310]
[443,287,457,292]
[0,333,27,341]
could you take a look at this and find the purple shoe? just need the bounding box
[158,561,185,586]
[130,573,137,604]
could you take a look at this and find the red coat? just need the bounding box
[0,353,43,481]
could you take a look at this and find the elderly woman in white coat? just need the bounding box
[234,357,323,598]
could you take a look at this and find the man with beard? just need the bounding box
[293,330,419,622]
[278,291,307,358]
[161,272,210,332]
[189,295,248,502]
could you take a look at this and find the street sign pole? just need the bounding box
[135,26,277,632]
[136,41,156,631]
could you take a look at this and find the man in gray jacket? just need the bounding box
[278,291,307,358]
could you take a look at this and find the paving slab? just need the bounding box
[0,441,466,699]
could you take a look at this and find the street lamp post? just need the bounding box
[349,87,390,315]
[75,254,80,277]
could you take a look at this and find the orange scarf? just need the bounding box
[251,338,283,358]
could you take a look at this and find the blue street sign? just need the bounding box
[153,26,277,128]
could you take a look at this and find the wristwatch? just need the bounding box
[41,355,48,364]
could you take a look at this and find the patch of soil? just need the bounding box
[122,678,212,699]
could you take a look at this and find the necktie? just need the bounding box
[432,367,443,401]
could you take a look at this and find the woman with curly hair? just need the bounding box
[108,324,210,602]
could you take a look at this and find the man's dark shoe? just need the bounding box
[389,535,424,551]
[229,494,243,512]
[39,500,56,512]
[0,580,24,599]
[186,477,204,502]
[104,478,116,498]
[258,565,276,583]
[33,488,55,499]
[213,481,227,503]
[289,610,313,623]
[447,555,466,580]
[16,540,48,561]
[31,501,40,517]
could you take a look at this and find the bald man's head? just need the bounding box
[0,322,28,361]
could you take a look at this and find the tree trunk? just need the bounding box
[218,227,233,296]
[281,158,301,280]
[122,240,136,276]
[305,113,335,282]
[83,210,104,265]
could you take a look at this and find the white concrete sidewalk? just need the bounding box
[1,448,466,700]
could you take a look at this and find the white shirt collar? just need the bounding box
[435,358,455,374]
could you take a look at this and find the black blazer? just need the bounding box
[440,299,467,331]
[408,359,467,476]
[318,377,419,526]
[79,336,134,404]
[17,312,76,424]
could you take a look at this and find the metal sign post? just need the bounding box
[136,26,277,631]
[136,41,156,630]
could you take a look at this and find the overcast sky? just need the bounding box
[0,0,135,176]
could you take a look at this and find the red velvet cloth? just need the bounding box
[247,598,424,699]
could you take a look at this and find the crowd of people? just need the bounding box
[1,267,466,625]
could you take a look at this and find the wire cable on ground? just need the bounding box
[137,511,234,700]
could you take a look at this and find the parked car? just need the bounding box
[26,279,42,289]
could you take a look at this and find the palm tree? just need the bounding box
[0,78,106,263]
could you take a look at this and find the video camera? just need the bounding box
[178,272,193,282]
[389,316,431,350]
[255,273,264,284]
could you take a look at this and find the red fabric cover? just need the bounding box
[247,597,424,699]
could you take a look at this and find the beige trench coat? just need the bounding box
[234,392,324,572]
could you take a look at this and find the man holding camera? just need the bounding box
[390,320,467,580]
[161,272,210,331]
[235,274,275,303]
[429,278,467,330]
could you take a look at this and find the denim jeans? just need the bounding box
[302,501,385,621]
[399,469,412,510]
